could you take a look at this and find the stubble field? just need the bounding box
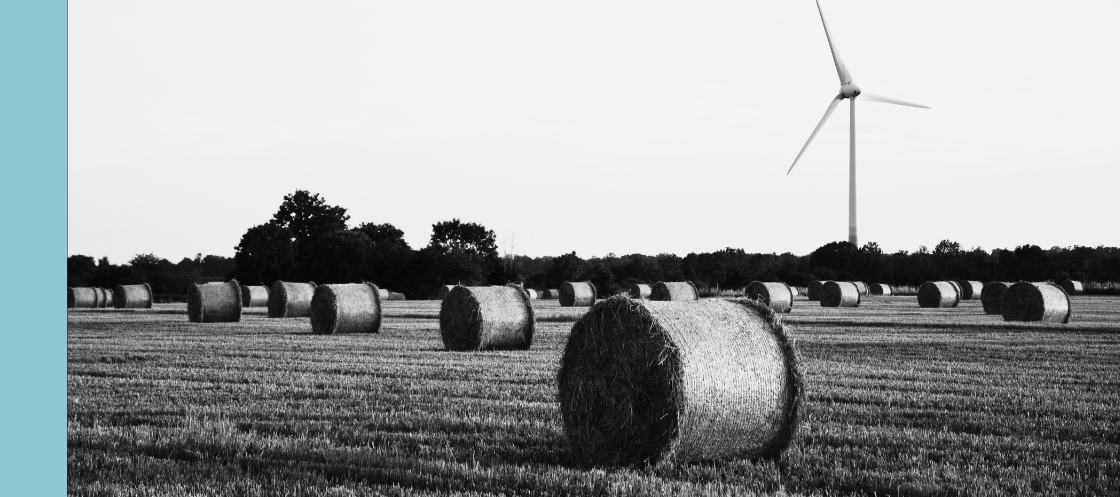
[68,296,1120,496]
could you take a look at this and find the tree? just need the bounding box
[546,252,584,287]
[296,230,373,284]
[68,255,97,287]
[933,239,962,257]
[354,222,411,251]
[581,263,619,298]
[234,223,296,285]
[269,190,349,250]
[427,219,498,259]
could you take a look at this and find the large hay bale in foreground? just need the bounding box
[819,281,860,308]
[241,285,270,307]
[953,280,983,300]
[560,281,597,307]
[851,281,869,296]
[310,283,382,334]
[917,281,960,308]
[439,285,534,350]
[1060,279,1085,296]
[187,280,243,323]
[113,284,153,309]
[807,281,824,301]
[981,282,1012,315]
[557,296,802,466]
[1003,282,1071,323]
[268,281,318,318]
[650,281,699,301]
[745,281,794,314]
[869,283,892,296]
[543,288,560,299]
[629,283,653,299]
[68,287,97,308]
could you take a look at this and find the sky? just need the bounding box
[68,1,1120,264]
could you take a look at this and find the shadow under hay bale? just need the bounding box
[629,283,652,299]
[557,296,801,466]
[68,287,97,308]
[187,280,242,323]
[852,281,869,296]
[310,283,382,334]
[953,280,983,300]
[650,281,699,302]
[439,285,534,351]
[268,281,317,318]
[1060,279,1085,296]
[869,283,892,296]
[560,281,597,307]
[820,281,860,308]
[982,282,1012,315]
[113,284,153,309]
[918,281,960,308]
[745,281,794,313]
[807,280,824,301]
[1003,282,1071,324]
[241,285,270,308]
[438,285,456,300]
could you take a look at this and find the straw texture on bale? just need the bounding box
[917,281,960,308]
[559,281,597,307]
[953,280,983,300]
[807,281,824,301]
[650,281,699,302]
[241,285,270,307]
[187,280,243,323]
[557,296,802,466]
[1060,279,1085,296]
[543,289,560,299]
[819,281,860,307]
[745,281,794,314]
[91,287,103,308]
[102,289,114,307]
[439,285,534,351]
[852,281,869,296]
[869,283,892,296]
[947,281,963,300]
[1002,282,1072,324]
[68,287,97,308]
[113,284,153,309]
[310,283,382,334]
[629,283,653,299]
[981,282,1012,315]
[267,281,318,318]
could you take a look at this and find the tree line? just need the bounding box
[68,190,1120,298]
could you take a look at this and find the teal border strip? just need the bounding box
[0,1,67,494]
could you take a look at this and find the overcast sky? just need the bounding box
[68,1,1120,263]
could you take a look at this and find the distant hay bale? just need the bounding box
[947,281,963,301]
[439,285,534,350]
[377,288,390,300]
[560,281,598,307]
[869,283,892,296]
[387,291,406,301]
[94,287,108,308]
[629,283,653,299]
[745,281,794,314]
[650,281,699,302]
[1002,282,1071,323]
[526,289,539,300]
[1060,279,1085,296]
[187,280,243,323]
[103,288,114,307]
[917,281,960,308]
[819,281,860,307]
[267,281,318,318]
[981,282,1012,315]
[807,281,824,301]
[953,280,983,300]
[438,285,456,300]
[310,283,382,334]
[240,285,270,307]
[68,287,97,308]
[851,281,869,296]
[543,289,560,299]
[557,296,802,466]
[113,284,153,309]
[789,287,799,297]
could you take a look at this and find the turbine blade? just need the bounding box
[788,96,843,175]
[860,92,930,109]
[816,0,852,84]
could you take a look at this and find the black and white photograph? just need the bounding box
[63,1,1120,495]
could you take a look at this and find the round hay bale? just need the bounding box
[947,281,963,301]
[820,281,860,307]
[650,281,699,302]
[1002,282,1071,323]
[102,288,114,307]
[310,283,383,334]
[187,280,243,323]
[439,285,534,351]
[789,287,799,297]
[543,288,560,299]
[851,281,869,296]
[526,289,539,300]
[952,280,982,300]
[387,291,406,301]
[557,296,802,466]
[113,284,153,309]
[68,287,97,308]
[917,281,960,308]
[1060,279,1085,296]
[744,281,794,314]
[981,281,1012,315]
[560,281,597,307]
[869,283,892,296]
[240,285,270,308]
[629,283,653,299]
[91,287,103,308]
[807,280,824,301]
[267,281,318,318]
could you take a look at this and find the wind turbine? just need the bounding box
[787,0,928,247]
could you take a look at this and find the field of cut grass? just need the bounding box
[68,296,1120,496]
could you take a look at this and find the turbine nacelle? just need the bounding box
[840,82,861,99]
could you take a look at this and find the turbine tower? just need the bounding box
[787,0,928,247]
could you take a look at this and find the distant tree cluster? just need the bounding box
[66,253,235,297]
